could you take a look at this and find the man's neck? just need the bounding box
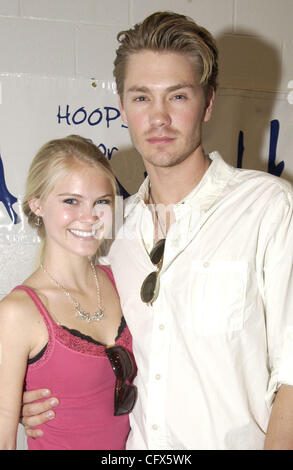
[146,149,211,206]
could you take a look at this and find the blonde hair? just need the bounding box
[114,11,218,101]
[22,135,117,259]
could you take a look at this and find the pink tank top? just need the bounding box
[14,266,132,450]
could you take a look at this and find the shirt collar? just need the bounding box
[124,175,150,217]
[124,152,235,218]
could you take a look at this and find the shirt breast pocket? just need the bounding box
[188,260,247,336]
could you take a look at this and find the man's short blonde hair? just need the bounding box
[114,11,218,101]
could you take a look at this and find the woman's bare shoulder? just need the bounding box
[0,288,38,325]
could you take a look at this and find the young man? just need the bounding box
[21,12,293,450]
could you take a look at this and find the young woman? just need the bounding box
[0,135,136,450]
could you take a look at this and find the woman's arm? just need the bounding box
[0,295,32,449]
[264,385,293,450]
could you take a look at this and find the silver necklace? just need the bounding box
[40,260,104,323]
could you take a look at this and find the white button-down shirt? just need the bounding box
[108,152,293,450]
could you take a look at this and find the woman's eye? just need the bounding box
[63,199,77,205]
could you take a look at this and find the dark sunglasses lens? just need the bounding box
[106,347,134,381]
[114,384,138,416]
[150,238,165,265]
[140,271,158,304]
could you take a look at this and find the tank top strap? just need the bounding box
[98,265,118,294]
[13,285,56,338]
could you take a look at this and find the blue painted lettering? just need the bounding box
[98,143,118,160]
[57,105,122,128]
[88,108,103,126]
[72,107,87,125]
[237,130,244,169]
[237,120,284,177]
[104,106,120,128]
[268,120,284,177]
[57,105,71,125]
[0,154,19,224]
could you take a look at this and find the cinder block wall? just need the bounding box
[0,0,291,91]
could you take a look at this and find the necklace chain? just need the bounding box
[149,189,166,240]
[40,260,105,323]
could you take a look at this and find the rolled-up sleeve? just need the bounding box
[263,189,293,407]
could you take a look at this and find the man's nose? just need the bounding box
[149,102,171,128]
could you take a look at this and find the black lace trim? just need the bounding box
[27,317,127,363]
[28,343,48,365]
[116,316,127,341]
[61,316,126,346]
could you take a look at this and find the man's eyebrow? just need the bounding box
[126,86,150,93]
[166,83,196,92]
[126,83,196,93]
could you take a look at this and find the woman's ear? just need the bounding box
[28,198,43,217]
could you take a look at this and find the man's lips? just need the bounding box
[146,136,176,144]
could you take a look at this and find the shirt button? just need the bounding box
[159,324,165,330]
[203,261,210,268]
[152,424,158,430]
[155,374,161,380]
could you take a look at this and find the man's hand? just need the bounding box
[21,389,59,438]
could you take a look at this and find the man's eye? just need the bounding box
[173,94,186,100]
[135,96,147,102]
[96,199,111,205]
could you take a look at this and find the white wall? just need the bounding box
[0,0,291,179]
[0,0,291,89]
[0,0,291,450]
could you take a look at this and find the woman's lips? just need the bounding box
[68,229,96,241]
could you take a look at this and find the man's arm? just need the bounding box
[264,385,293,449]
[261,190,293,449]
[21,389,59,438]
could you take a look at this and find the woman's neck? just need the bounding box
[41,248,93,291]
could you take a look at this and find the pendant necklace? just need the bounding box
[40,260,105,323]
[149,188,167,241]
